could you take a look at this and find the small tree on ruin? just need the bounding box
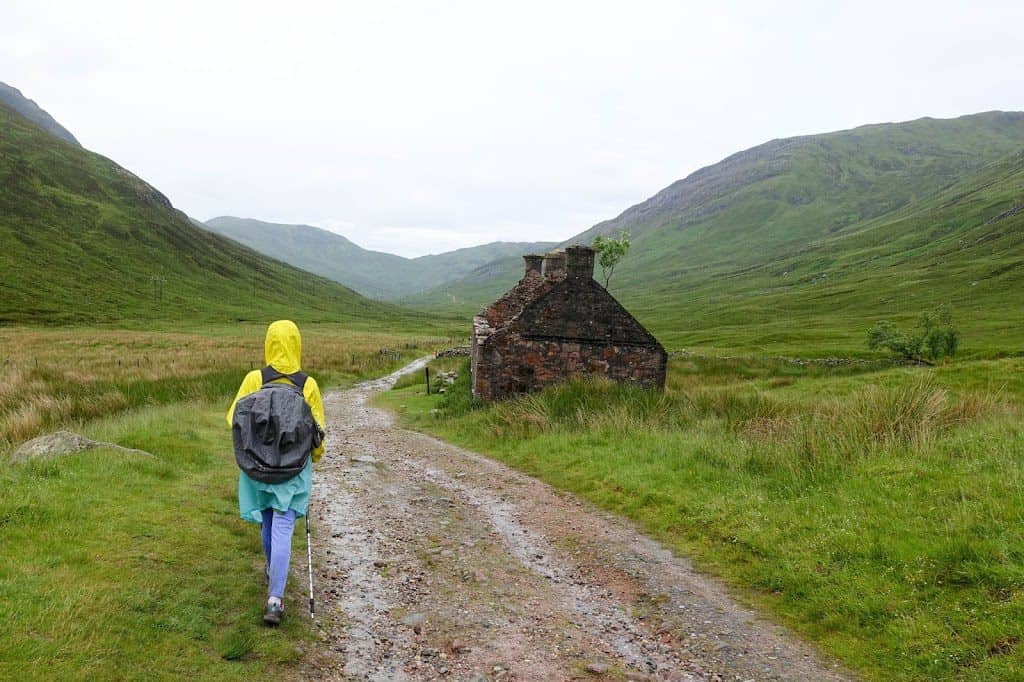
[592,231,631,289]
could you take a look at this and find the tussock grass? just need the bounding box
[477,373,1005,462]
[380,356,1024,680]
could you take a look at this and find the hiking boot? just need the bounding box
[263,600,284,626]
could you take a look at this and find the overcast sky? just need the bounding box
[3,1,1023,257]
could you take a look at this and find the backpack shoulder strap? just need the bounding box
[261,365,308,390]
[260,365,284,385]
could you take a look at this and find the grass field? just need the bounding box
[0,325,452,452]
[0,402,313,679]
[379,355,1024,681]
[0,324,448,679]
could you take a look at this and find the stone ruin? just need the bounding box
[470,245,667,402]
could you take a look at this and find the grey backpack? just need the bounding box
[232,366,324,483]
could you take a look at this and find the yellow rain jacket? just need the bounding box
[227,320,325,522]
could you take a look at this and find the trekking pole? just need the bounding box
[306,512,315,619]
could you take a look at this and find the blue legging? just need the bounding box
[260,508,297,599]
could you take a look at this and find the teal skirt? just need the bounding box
[238,459,312,523]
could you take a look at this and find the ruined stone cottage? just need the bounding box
[471,245,667,402]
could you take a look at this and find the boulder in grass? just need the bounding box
[9,430,154,463]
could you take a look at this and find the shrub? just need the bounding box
[867,306,959,363]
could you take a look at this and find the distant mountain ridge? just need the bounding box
[405,111,1024,352]
[203,216,554,301]
[0,81,80,146]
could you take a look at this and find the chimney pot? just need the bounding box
[565,245,596,280]
[542,250,566,279]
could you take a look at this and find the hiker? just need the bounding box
[227,320,325,625]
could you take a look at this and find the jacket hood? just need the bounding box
[264,320,302,374]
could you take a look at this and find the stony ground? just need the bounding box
[299,360,854,681]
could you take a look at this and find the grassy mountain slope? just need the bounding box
[0,101,416,326]
[401,252,528,310]
[407,112,1024,354]
[203,216,553,300]
[412,240,556,281]
[640,147,1024,352]
[203,216,415,300]
[0,81,80,146]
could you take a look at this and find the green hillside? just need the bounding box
[0,101,417,326]
[0,81,80,146]
[407,112,1024,354]
[637,146,1024,352]
[402,252,527,310]
[204,216,553,301]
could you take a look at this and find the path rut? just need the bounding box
[300,359,853,681]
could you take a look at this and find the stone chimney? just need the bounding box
[542,250,566,279]
[565,245,596,280]
[523,254,544,277]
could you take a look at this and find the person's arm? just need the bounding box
[226,370,262,427]
[305,377,326,463]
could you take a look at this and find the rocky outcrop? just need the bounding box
[9,430,154,463]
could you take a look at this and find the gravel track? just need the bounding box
[300,359,854,681]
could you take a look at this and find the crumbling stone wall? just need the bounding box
[475,329,666,400]
[472,255,546,398]
[472,245,667,402]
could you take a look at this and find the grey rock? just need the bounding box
[10,430,153,463]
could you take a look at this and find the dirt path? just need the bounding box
[301,359,853,681]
